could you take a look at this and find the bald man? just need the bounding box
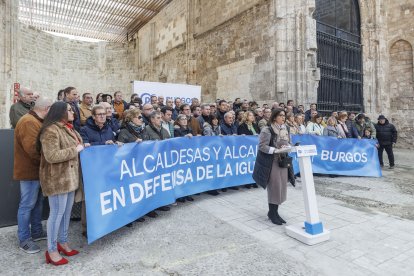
[9,87,35,128]
[14,97,52,253]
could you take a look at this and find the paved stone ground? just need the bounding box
[0,149,412,275]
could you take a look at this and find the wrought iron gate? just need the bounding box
[316,22,363,114]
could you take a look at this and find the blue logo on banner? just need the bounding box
[139,93,154,104]
[290,134,382,177]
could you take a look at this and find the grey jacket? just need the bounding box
[145,124,170,141]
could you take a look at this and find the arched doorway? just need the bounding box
[314,0,363,114]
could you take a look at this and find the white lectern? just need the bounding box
[285,145,330,245]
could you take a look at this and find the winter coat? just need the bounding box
[237,122,259,135]
[79,103,92,126]
[174,126,193,137]
[13,111,42,180]
[107,117,120,134]
[9,100,33,128]
[258,118,268,130]
[112,100,129,120]
[220,122,237,135]
[337,122,348,138]
[345,120,359,138]
[80,117,115,145]
[306,122,324,136]
[117,124,148,143]
[323,125,340,137]
[216,111,226,123]
[203,122,221,136]
[375,119,397,146]
[145,124,170,141]
[161,121,175,138]
[39,123,82,197]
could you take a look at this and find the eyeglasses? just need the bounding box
[179,118,188,121]
[95,113,106,117]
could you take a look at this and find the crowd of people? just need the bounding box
[10,86,398,266]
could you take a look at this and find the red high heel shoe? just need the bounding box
[57,243,79,256]
[45,251,68,266]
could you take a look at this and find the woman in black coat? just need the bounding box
[237,111,260,135]
[173,114,194,202]
[117,109,147,224]
[117,109,148,143]
[237,111,260,188]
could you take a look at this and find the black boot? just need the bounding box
[274,205,286,224]
[268,204,282,225]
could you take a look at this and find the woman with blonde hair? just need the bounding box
[323,116,340,137]
[237,111,260,136]
[237,111,260,189]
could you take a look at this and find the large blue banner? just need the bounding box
[80,135,382,244]
[80,136,258,244]
[290,134,382,177]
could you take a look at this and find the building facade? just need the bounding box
[0,0,413,146]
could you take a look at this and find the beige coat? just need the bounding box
[259,125,290,205]
[39,123,82,197]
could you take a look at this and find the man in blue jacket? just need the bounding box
[80,106,116,146]
[220,112,237,135]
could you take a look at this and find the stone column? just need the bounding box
[0,0,18,128]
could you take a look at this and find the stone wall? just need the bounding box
[1,0,413,145]
[135,0,319,105]
[384,0,414,147]
[17,25,137,101]
[0,5,137,128]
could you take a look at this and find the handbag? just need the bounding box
[278,153,293,168]
[252,127,277,189]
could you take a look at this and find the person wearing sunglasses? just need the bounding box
[79,106,118,146]
[118,109,148,144]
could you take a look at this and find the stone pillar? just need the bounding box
[0,0,18,129]
[272,0,318,106]
[186,0,197,87]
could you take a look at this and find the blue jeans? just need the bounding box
[47,191,75,252]
[17,180,44,242]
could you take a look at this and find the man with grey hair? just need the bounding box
[271,102,280,110]
[9,87,35,128]
[220,112,237,135]
[144,110,171,216]
[99,101,120,135]
[14,97,52,253]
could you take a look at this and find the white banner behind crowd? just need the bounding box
[132,81,201,104]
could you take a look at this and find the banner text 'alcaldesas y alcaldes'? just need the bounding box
[80,135,381,244]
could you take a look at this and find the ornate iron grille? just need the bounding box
[316,22,363,115]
